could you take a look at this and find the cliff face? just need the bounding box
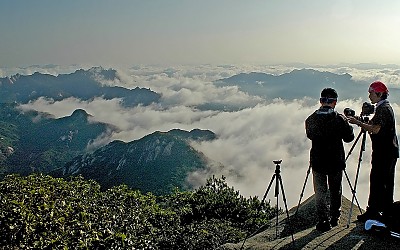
[222,195,400,250]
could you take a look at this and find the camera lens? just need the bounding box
[344,108,355,117]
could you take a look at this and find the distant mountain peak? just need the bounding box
[160,128,216,141]
[70,109,91,119]
[73,67,117,81]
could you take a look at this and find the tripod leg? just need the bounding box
[345,130,363,162]
[261,174,276,205]
[347,131,367,228]
[278,175,295,245]
[275,186,279,238]
[343,169,362,213]
[295,165,311,216]
[343,129,362,213]
[347,175,360,228]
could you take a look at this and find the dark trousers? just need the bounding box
[312,170,343,221]
[368,154,397,214]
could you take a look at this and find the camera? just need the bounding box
[344,108,356,117]
[344,102,374,122]
[361,102,375,116]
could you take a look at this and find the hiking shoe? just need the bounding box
[357,211,382,222]
[330,217,339,227]
[316,220,331,232]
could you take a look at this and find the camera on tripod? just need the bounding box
[344,102,374,122]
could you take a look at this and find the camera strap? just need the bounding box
[316,107,335,115]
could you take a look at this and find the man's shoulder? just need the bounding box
[306,111,317,120]
[336,113,347,122]
[376,100,392,110]
[375,102,394,117]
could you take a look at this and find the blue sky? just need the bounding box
[1,0,400,67]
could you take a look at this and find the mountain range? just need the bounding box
[0,67,220,195]
[0,67,161,107]
[0,103,112,175]
[0,102,215,195]
[52,129,216,195]
[215,68,400,101]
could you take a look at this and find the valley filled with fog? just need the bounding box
[4,63,400,209]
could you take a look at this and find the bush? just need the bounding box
[0,174,165,249]
[160,175,276,248]
[0,174,275,249]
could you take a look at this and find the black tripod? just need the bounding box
[240,160,294,250]
[346,128,367,227]
[295,129,365,221]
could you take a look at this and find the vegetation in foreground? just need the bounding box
[0,174,276,249]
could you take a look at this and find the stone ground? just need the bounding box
[221,195,400,250]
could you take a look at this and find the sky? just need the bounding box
[1,0,400,67]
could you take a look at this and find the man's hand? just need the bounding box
[346,116,381,134]
[347,116,360,125]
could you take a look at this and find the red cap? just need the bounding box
[369,81,388,93]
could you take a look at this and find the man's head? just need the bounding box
[369,81,388,103]
[320,88,338,107]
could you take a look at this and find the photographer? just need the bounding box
[347,81,399,222]
[306,88,355,232]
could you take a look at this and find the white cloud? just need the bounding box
[309,65,400,89]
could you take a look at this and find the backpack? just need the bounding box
[364,220,400,239]
[385,201,400,234]
[364,201,400,239]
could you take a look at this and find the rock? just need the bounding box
[222,195,400,250]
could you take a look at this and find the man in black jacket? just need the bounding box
[306,88,355,232]
[348,81,399,222]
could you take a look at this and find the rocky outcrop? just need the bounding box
[222,195,399,250]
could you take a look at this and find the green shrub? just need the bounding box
[0,174,162,249]
[160,175,276,248]
[0,174,275,249]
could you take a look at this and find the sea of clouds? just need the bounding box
[3,63,400,209]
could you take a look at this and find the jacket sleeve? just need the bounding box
[305,115,315,140]
[339,114,354,143]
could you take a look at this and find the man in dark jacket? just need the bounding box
[306,88,355,232]
[348,81,399,222]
